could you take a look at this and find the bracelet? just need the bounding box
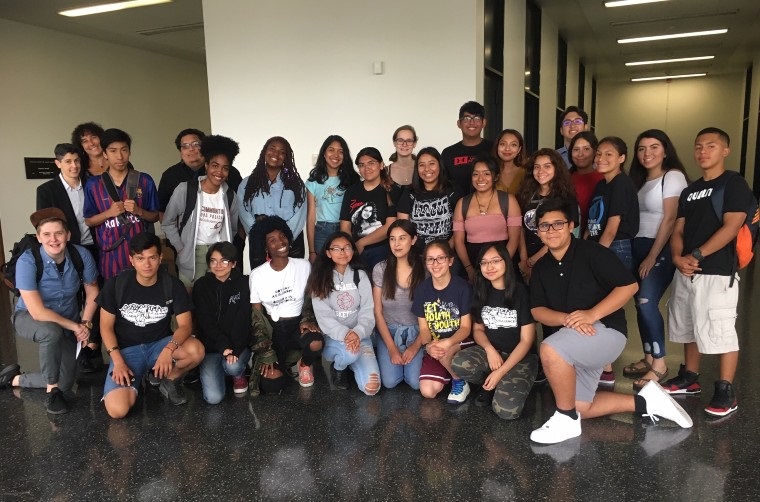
[169,339,180,348]
[309,251,316,255]
[164,346,176,353]
[106,346,120,354]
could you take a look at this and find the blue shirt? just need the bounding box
[305,176,345,223]
[15,244,98,319]
[238,173,306,237]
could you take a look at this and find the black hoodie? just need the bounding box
[192,269,250,356]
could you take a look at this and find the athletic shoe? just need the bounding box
[474,388,495,407]
[638,380,693,428]
[159,378,188,406]
[0,364,21,389]
[45,388,69,415]
[78,346,104,374]
[662,364,701,395]
[447,379,470,404]
[147,372,161,387]
[598,370,615,387]
[531,411,582,444]
[331,363,350,390]
[297,362,314,388]
[704,380,738,417]
[183,368,200,385]
[232,375,248,395]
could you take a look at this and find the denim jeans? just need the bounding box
[609,238,633,273]
[323,337,380,396]
[375,325,423,390]
[314,221,340,254]
[633,237,676,358]
[199,347,251,404]
[360,242,390,272]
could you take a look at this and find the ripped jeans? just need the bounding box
[323,336,380,396]
[632,237,676,358]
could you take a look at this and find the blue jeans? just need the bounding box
[609,238,633,273]
[633,237,676,358]
[360,242,390,272]
[376,325,423,390]
[323,337,380,396]
[315,221,340,254]
[103,335,173,397]
[199,348,251,404]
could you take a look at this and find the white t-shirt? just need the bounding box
[249,258,311,321]
[636,170,688,238]
[196,189,226,245]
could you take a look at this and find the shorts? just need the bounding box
[418,337,474,383]
[102,335,174,398]
[542,323,626,403]
[668,272,739,354]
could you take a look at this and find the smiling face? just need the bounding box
[264,140,287,170]
[532,155,556,188]
[424,244,453,280]
[36,221,69,260]
[324,141,344,171]
[479,246,506,287]
[571,138,594,170]
[265,229,290,260]
[208,250,234,282]
[694,132,730,173]
[389,226,416,259]
[537,210,574,252]
[179,134,204,169]
[560,111,586,143]
[55,153,81,181]
[595,142,625,176]
[204,154,230,190]
[458,113,486,141]
[80,131,102,159]
[394,128,416,158]
[417,153,441,189]
[497,133,521,164]
[636,137,666,172]
[471,162,494,193]
[326,236,354,268]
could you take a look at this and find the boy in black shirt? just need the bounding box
[441,101,493,191]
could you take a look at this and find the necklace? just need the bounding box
[475,190,495,215]
[336,270,345,288]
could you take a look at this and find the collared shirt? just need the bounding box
[556,146,571,169]
[60,173,94,245]
[237,172,306,238]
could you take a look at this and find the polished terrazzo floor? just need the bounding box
[1,265,760,501]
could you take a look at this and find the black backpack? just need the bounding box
[178,178,235,235]
[1,235,85,297]
[114,267,175,315]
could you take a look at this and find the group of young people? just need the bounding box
[0,101,752,446]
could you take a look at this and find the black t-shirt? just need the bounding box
[473,284,534,353]
[530,238,636,337]
[99,272,193,348]
[522,194,580,256]
[396,186,463,243]
[678,170,753,275]
[586,173,639,241]
[340,182,402,249]
[412,275,472,340]
[441,140,494,193]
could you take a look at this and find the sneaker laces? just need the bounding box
[642,413,660,425]
[451,380,464,395]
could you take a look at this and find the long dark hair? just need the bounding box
[411,146,451,194]
[597,136,628,174]
[517,148,576,210]
[355,147,394,192]
[472,242,517,322]
[628,129,690,190]
[305,232,365,299]
[382,220,425,301]
[568,131,598,173]
[242,136,305,210]
[492,129,528,168]
[307,135,359,190]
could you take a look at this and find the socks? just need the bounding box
[556,407,578,420]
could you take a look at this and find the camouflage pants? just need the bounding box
[451,346,538,420]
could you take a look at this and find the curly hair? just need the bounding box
[382,220,425,301]
[242,136,306,210]
[307,135,359,190]
[250,215,293,264]
[305,231,365,299]
[517,148,576,210]
[492,129,528,168]
[70,121,104,171]
[201,135,240,166]
[628,129,689,190]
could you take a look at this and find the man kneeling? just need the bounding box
[529,198,691,444]
[100,232,204,418]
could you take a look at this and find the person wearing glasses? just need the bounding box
[413,239,473,403]
[307,232,379,395]
[192,241,251,403]
[441,101,493,191]
[157,129,207,220]
[340,147,402,270]
[529,198,692,444]
[387,125,418,186]
[451,241,537,418]
[556,106,589,168]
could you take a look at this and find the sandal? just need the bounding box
[633,366,669,391]
[623,359,651,378]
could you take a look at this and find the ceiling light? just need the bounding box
[619,29,727,44]
[626,56,714,66]
[605,0,669,7]
[59,0,172,17]
[631,73,707,82]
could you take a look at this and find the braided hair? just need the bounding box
[242,136,306,210]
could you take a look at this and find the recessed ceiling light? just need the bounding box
[605,0,669,7]
[626,56,715,66]
[619,29,727,44]
[631,73,707,82]
[59,0,172,17]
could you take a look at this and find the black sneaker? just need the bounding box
[705,380,738,417]
[0,364,21,389]
[331,363,350,390]
[79,347,104,374]
[146,372,161,387]
[46,388,69,415]
[159,378,188,406]
[183,368,200,385]
[474,388,495,407]
[662,364,701,395]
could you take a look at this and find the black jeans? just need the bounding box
[271,317,323,369]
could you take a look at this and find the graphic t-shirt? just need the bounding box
[522,194,580,256]
[305,176,346,223]
[196,189,226,245]
[340,182,402,248]
[412,275,472,340]
[474,284,534,353]
[249,258,311,321]
[441,140,494,192]
[396,187,462,243]
[586,173,639,241]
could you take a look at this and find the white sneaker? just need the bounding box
[638,380,693,428]
[530,411,582,444]
[447,379,470,404]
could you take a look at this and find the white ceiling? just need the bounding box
[0,0,758,80]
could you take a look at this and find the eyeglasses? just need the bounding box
[328,246,354,254]
[537,220,570,232]
[425,255,450,265]
[209,258,232,266]
[479,258,504,267]
[460,115,483,123]
[561,118,585,127]
[394,138,415,146]
[357,160,380,169]
[180,141,201,150]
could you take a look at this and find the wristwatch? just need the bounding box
[81,320,93,330]
[691,248,704,261]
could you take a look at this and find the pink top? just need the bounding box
[453,214,520,244]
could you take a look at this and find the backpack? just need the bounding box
[179,178,235,235]
[100,169,153,251]
[1,235,85,298]
[710,171,760,281]
[114,267,175,314]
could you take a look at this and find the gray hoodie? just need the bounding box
[312,265,375,341]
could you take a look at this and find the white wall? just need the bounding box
[203,0,483,175]
[595,74,745,180]
[0,18,210,255]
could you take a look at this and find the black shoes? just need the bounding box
[474,388,495,407]
[159,378,188,406]
[78,346,104,374]
[46,388,69,415]
[0,364,21,389]
[331,363,350,390]
[705,380,738,417]
[662,364,701,395]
